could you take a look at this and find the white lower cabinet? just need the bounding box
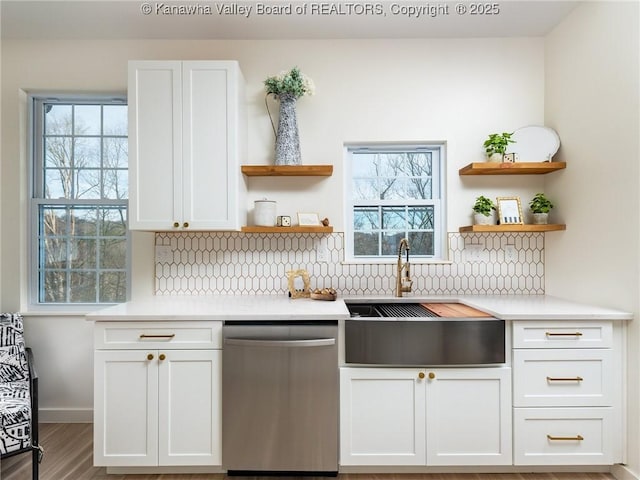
[94,322,222,467]
[512,321,620,466]
[340,367,512,466]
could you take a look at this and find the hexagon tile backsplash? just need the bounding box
[154,232,544,296]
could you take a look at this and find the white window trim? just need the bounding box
[343,142,447,264]
[27,94,130,312]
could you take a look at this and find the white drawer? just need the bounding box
[514,407,613,465]
[513,349,612,407]
[513,321,612,349]
[94,321,222,350]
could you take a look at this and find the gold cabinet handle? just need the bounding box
[547,434,584,441]
[418,372,425,379]
[139,334,176,339]
[183,222,189,228]
[547,376,584,382]
[147,353,154,361]
[545,332,583,337]
[173,222,180,228]
[428,372,436,379]
[159,354,166,361]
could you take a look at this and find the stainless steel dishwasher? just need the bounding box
[222,320,339,476]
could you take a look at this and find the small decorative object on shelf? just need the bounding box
[264,67,315,166]
[483,132,516,162]
[321,217,330,226]
[276,215,291,227]
[472,196,497,225]
[503,153,518,163]
[297,212,321,226]
[529,192,554,224]
[497,196,524,225]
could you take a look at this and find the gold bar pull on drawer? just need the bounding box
[139,334,176,339]
[547,434,584,441]
[547,376,584,382]
[545,331,583,337]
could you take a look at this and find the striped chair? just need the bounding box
[0,313,42,479]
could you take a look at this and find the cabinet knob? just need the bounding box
[428,372,436,379]
[183,222,189,228]
[418,372,425,379]
[173,222,179,228]
[159,354,166,361]
[147,353,154,361]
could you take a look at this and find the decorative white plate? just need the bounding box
[511,125,560,162]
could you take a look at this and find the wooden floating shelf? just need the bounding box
[241,165,333,177]
[459,224,566,233]
[459,162,566,175]
[241,226,334,233]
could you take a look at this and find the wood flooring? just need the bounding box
[0,423,616,480]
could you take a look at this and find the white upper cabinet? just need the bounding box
[128,60,247,230]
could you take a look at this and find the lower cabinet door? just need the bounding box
[94,350,159,466]
[340,368,426,466]
[514,407,613,465]
[426,367,512,466]
[158,349,222,466]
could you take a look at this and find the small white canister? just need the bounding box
[254,198,277,227]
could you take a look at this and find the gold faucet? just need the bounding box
[396,238,413,297]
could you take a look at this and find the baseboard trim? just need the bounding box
[39,408,93,423]
[612,464,640,480]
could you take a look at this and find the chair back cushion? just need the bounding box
[0,314,28,383]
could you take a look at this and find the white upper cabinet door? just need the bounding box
[425,367,512,466]
[182,61,245,230]
[128,61,182,230]
[128,60,246,231]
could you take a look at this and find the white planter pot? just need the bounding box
[487,153,503,163]
[531,212,549,225]
[474,212,495,225]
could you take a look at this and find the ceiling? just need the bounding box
[1,0,580,40]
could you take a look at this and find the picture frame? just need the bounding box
[496,196,524,225]
[297,212,321,226]
[287,269,311,299]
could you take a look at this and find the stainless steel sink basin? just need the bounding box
[344,302,505,365]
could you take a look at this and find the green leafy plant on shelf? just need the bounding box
[483,132,515,157]
[529,193,554,213]
[473,196,496,217]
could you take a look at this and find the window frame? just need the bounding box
[28,94,131,312]
[344,143,447,263]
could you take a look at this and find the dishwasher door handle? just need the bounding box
[224,338,336,348]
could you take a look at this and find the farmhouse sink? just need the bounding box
[344,301,505,365]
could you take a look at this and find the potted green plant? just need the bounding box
[473,195,496,225]
[483,132,515,162]
[529,193,554,224]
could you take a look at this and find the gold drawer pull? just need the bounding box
[545,332,583,337]
[139,334,176,339]
[547,376,584,382]
[547,434,584,441]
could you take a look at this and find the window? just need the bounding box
[30,97,129,306]
[345,144,445,262]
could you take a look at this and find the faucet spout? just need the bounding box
[396,238,413,297]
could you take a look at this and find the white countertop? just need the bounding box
[86,294,632,322]
[86,294,350,321]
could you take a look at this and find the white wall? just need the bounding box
[2,38,545,417]
[544,2,640,477]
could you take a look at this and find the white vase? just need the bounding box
[474,212,495,225]
[532,212,549,225]
[487,153,503,163]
